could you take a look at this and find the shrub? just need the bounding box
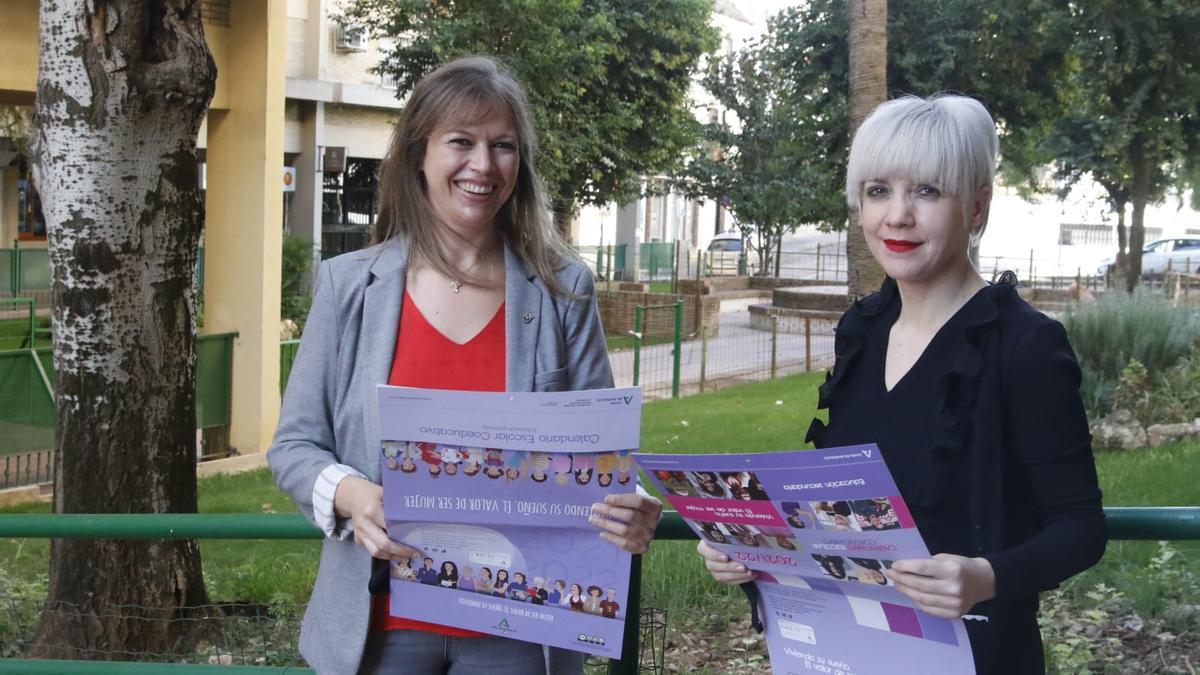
[281,234,313,331]
[1063,291,1200,417]
[1110,359,1153,428]
[1111,348,1200,427]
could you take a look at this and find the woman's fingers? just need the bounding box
[590,493,663,554]
[334,476,416,561]
[696,539,728,562]
[887,555,995,618]
[697,540,754,585]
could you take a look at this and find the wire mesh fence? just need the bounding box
[0,594,665,672]
[0,450,53,490]
[574,245,629,282]
[610,301,838,401]
[0,599,305,667]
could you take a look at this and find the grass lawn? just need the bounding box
[0,370,1194,631]
[0,470,321,605]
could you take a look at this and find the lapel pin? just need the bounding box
[522,313,535,324]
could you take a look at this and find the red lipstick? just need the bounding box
[884,239,921,252]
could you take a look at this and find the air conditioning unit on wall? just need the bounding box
[336,23,369,52]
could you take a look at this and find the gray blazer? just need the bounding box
[267,238,613,674]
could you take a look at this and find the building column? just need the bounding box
[292,100,325,271]
[304,0,326,79]
[1,166,17,246]
[615,199,641,282]
[203,0,286,456]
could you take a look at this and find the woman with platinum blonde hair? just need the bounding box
[269,56,662,674]
[699,95,1106,673]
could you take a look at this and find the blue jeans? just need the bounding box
[358,630,586,675]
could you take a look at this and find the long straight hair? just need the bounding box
[375,56,577,295]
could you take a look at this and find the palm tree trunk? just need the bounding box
[1126,133,1148,293]
[846,0,888,299]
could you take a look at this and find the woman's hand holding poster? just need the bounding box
[635,447,976,675]
[377,386,641,658]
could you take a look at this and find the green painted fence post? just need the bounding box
[770,315,778,379]
[672,299,682,399]
[13,242,21,294]
[632,306,643,387]
[607,554,643,675]
[671,241,679,294]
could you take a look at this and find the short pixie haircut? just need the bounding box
[845,94,999,241]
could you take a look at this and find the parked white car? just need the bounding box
[706,232,747,275]
[1097,237,1200,277]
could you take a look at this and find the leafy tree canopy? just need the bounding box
[1034,0,1200,286]
[343,0,718,224]
[760,0,1071,225]
[678,32,846,274]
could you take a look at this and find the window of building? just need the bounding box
[322,157,379,256]
[201,0,230,27]
[1058,223,1111,247]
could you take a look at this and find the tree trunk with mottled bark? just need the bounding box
[1126,133,1148,293]
[846,0,887,299]
[30,0,216,658]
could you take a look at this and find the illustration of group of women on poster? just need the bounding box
[381,441,634,488]
[390,554,622,619]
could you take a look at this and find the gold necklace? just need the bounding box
[448,253,498,294]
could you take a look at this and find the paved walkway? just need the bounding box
[608,296,839,400]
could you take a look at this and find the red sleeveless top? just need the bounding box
[370,290,504,636]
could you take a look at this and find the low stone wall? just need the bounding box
[748,304,844,333]
[615,282,648,292]
[702,276,751,293]
[772,288,853,313]
[749,277,831,290]
[0,451,271,508]
[1018,287,1076,303]
[677,276,829,295]
[598,290,721,337]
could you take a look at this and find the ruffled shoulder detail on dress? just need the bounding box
[927,274,1018,464]
[806,278,900,447]
[805,274,1019,457]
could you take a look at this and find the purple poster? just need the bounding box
[635,446,975,675]
[377,386,642,658]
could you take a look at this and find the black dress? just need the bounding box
[806,277,1106,674]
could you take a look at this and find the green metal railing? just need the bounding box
[638,242,676,282]
[0,507,1194,673]
[0,248,52,294]
[0,332,237,468]
[0,662,301,674]
[0,298,38,349]
[280,339,300,395]
[631,300,684,399]
[573,244,629,282]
